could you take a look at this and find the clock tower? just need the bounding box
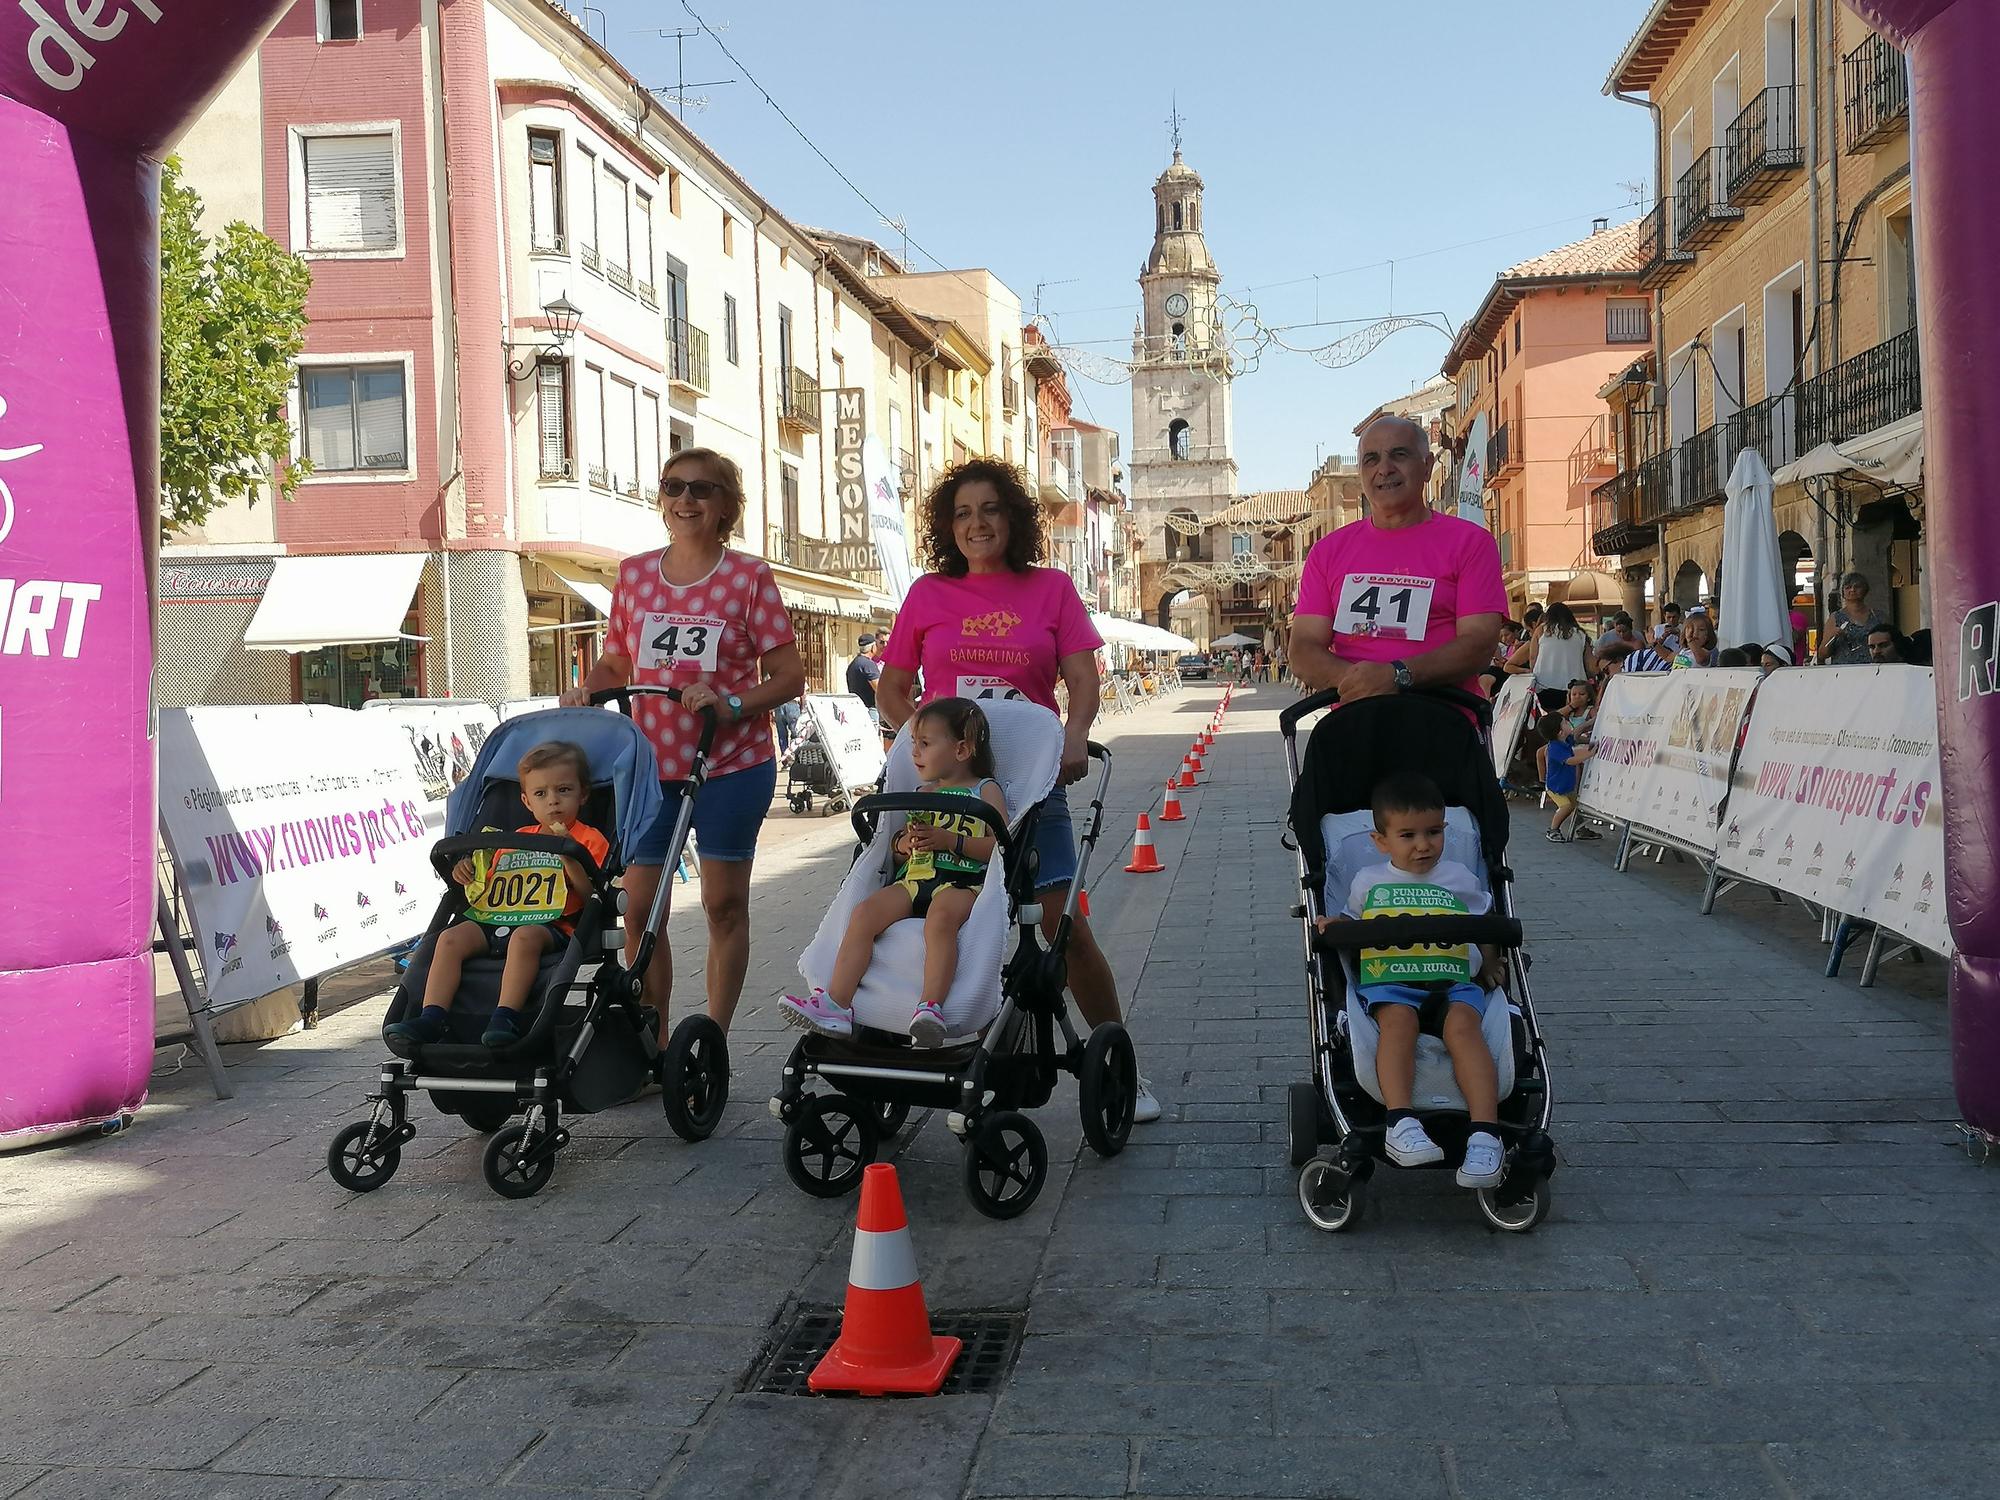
[1127,147,1238,627]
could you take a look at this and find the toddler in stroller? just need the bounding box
[1282,686,1557,1233]
[326,691,731,1200]
[771,698,1136,1219]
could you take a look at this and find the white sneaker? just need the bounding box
[1457,1130,1505,1188]
[1131,1076,1162,1124]
[1384,1116,1445,1166]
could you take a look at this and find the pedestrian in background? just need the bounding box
[1530,602,1593,711]
[1819,574,1888,664]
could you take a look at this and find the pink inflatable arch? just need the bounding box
[0,1,291,1146]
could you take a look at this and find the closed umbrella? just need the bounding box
[1720,446,1790,654]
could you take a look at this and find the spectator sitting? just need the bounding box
[1539,712,1596,843]
[1482,619,1522,696]
[1627,639,1674,672]
[1716,647,1751,668]
[1651,600,1685,655]
[1759,642,1792,676]
[1866,625,1905,664]
[1595,610,1642,657]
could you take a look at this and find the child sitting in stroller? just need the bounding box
[385,740,610,1050]
[780,697,1007,1047]
[1336,771,1506,1188]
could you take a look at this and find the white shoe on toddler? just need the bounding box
[908,1000,947,1048]
[1457,1130,1505,1188]
[1384,1115,1445,1166]
[779,988,853,1038]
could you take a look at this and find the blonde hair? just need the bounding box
[517,739,589,784]
[660,447,745,540]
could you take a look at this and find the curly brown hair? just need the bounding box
[920,458,1044,577]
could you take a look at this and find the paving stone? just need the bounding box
[1448,1441,1782,1499]
[1135,1436,1451,1499]
[0,1355,204,1413]
[507,1425,688,1492]
[423,1368,715,1429]
[359,1320,634,1372]
[967,1435,1131,1498]
[0,1408,264,1469]
[18,1474,338,1500]
[157,1361,461,1418]
[1762,1441,2000,1499]
[211,1417,533,1482]
[660,1392,992,1499]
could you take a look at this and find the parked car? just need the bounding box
[1177,654,1212,681]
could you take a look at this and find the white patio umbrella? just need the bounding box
[1211,631,1261,650]
[1720,445,1790,655]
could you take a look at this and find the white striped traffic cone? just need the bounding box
[809,1164,960,1396]
[1125,812,1165,873]
[1159,779,1186,822]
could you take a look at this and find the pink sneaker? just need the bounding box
[908,1000,947,1049]
[779,988,853,1038]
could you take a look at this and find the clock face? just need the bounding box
[1164,292,1189,318]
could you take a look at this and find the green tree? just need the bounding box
[158,155,313,537]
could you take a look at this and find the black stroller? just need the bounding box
[1281,687,1556,1232]
[770,700,1133,1219]
[326,688,730,1199]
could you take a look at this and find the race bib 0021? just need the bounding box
[637,612,725,674]
[956,674,1026,702]
[1332,573,1435,643]
[1356,879,1471,986]
[466,848,569,927]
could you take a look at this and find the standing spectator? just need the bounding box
[1531,603,1593,710]
[1789,602,1810,664]
[773,688,803,761]
[1651,600,1685,655]
[1595,610,1642,657]
[846,633,883,716]
[1539,712,1596,841]
[1817,573,1887,664]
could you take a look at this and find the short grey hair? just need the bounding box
[1840,571,1870,593]
[1359,413,1431,458]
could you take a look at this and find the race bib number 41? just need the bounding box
[638,613,725,674]
[1333,573,1434,643]
[956,674,1025,702]
[467,849,569,927]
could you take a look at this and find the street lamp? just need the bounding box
[503,295,583,382]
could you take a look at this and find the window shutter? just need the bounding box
[304,133,397,251]
[639,393,660,496]
[538,363,567,473]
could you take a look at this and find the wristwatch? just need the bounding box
[724,693,745,719]
[1390,660,1414,692]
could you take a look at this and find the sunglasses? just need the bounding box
[661,479,723,500]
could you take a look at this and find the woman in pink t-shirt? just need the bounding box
[565,448,805,1042]
[879,459,1159,1124]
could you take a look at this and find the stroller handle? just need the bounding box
[1279,683,1495,737]
[849,792,1013,857]
[1313,913,1523,951]
[589,684,721,760]
[431,830,607,886]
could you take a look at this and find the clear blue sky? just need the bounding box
[598,0,1654,492]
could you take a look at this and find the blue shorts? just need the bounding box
[631,758,777,865]
[1361,980,1491,1018]
[1032,785,1077,893]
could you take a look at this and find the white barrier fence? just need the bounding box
[1489,675,1537,779]
[1578,669,1762,856]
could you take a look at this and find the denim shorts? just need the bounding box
[1031,785,1078,893]
[631,757,776,865]
[1362,980,1491,1018]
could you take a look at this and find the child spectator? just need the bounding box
[1335,772,1506,1187]
[386,741,609,1048]
[1563,678,1595,740]
[1539,712,1596,843]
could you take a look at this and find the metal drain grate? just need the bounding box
[751,1304,1025,1397]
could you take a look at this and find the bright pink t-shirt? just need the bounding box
[1295,509,1509,698]
[607,547,796,781]
[883,568,1102,712]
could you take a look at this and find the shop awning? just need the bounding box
[1772,411,1924,490]
[243,552,428,652]
[549,569,614,617]
[772,563,873,621]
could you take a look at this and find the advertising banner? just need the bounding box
[158,707,439,1011]
[803,693,886,793]
[1456,413,1488,524]
[864,434,913,605]
[1717,666,1948,953]
[1490,675,1536,777]
[361,698,499,830]
[1579,668,1763,854]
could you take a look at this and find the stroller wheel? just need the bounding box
[791,791,811,814]
[661,1015,730,1142]
[962,1110,1048,1220]
[1286,1081,1321,1167]
[483,1119,559,1199]
[1297,1155,1364,1232]
[326,1119,401,1193]
[1475,1180,1552,1233]
[1078,1022,1137,1158]
[871,1100,911,1138]
[783,1093,878,1197]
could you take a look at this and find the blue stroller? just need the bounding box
[326,689,729,1198]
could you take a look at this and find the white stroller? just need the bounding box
[772,699,1133,1218]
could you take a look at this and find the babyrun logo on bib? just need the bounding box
[1333,573,1435,642]
[1357,880,1473,985]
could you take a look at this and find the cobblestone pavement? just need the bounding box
[4,683,1996,1499]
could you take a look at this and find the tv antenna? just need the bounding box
[1032,278,1080,320]
[1618,179,1647,206]
[651,25,736,120]
[877,214,910,268]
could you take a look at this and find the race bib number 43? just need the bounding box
[467,849,568,927]
[1333,573,1434,643]
[638,612,725,673]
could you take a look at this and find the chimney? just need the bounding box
[1592,216,1609,233]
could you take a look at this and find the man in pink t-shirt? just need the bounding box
[1291,415,1507,704]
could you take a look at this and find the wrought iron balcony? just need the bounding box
[581,242,600,274]
[1636,199,1694,288]
[1725,390,1802,473]
[587,462,610,492]
[1487,421,1519,478]
[1726,85,1803,204]
[778,366,820,433]
[1845,33,1909,150]
[1568,415,1618,493]
[607,261,633,294]
[1674,147,1743,249]
[1674,425,1727,511]
[637,280,657,310]
[1796,329,1921,453]
[668,320,711,398]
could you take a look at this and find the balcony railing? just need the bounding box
[1845,33,1909,150]
[581,243,600,274]
[1606,300,1651,344]
[1796,328,1921,453]
[1637,199,1695,288]
[1674,146,1743,249]
[668,320,711,397]
[1487,421,1518,477]
[637,279,657,310]
[1567,415,1618,493]
[606,262,633,293]
[1675,425,1727,511]
[1725,390,1802,473]
[778,366,820,432]
[1726,85,1803,204]
[587,462,610,492]
[764,524,798,566]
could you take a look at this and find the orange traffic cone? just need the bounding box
[1159,779,1186,822]
[1189,745,1206,774]
[809,1164,961,1396]
[1177,755,1200,790]
[1124,813,1165,873]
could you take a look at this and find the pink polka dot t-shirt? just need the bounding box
[606,547,796,781]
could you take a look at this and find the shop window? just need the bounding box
[299,621,421,708]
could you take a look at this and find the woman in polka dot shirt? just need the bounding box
[564,448,805,1041]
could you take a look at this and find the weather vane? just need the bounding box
[1167,96,1185,157]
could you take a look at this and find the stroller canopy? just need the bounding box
[445,706,663,853]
